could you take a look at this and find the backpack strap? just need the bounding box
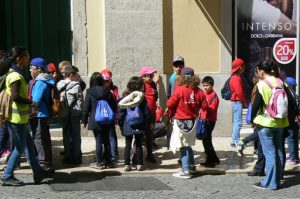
[208,93,217,105]
[264,78,282,89]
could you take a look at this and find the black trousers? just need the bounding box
[202,121,219,163]
[124,134,143,165]
[30,117,52,167]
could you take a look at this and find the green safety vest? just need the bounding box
[253,76,289,128]
[5,69,29,124]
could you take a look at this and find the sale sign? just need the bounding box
[273,38,297,64]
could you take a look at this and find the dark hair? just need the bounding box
[0,50,6,59]
[89,72,103,87]
[257,59,280,77]
[123,76,144,96]
[7,46,28,64]
[64,65,78,77]
[0,54,11,76]
[201,76,214,86]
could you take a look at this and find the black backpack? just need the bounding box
[221,77,231,100]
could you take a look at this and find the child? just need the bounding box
[82,72,116,169]
[118,76,151,171]
[57,66,83,164]
[167,67,208,179]
[139,66,158,163]
[200,76,220,167]
[100,71,119,165]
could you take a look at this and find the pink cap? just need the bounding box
[139,66,156,77]
[102,74,111,81]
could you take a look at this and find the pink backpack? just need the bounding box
[264,78,288,119]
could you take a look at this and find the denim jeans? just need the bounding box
[258,126,284,190]
[93,127,110,164]
[180,146,195,172]
[286,122,299,161]
[231,102,242,144]
[108,126,118,161]
[30,117,52,167]
[202,121,219,163]
[0,123,13,155]
[3,122,40,178]
[61,116,82,161]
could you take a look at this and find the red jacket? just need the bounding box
[167,85,208,120]
[144,82,158,118]
[229,74,246,103]
[201,91,219,122]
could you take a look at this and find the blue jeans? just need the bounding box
[180,146,195,172]
[258,126,284,190]
[0,123,13,155]
[231,102,242,144]
[3,122,40,178]
[286,122,299,161]
[108,126,118,161]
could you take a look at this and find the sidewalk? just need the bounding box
[1,135,300,175]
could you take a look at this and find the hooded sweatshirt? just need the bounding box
[82,85,116,130]
[30,73,55,117]
[57,79,83,117]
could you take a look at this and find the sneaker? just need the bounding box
[189,165,197,174]
[124,165,131,172]
[247,170,264,176]
[172,171,192,179]
[90,162,105,170]
[238,141,245,155]
[200,162,217,168]
[137,165,143,171]
[286,159,299,165]
[0,176,24,186]
[33,169,55,184]
[131,164,137,170]
[0,150,11,164]
[252,182,266,190]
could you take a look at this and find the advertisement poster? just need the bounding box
[236,0,298,91]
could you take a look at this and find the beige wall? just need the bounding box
[86,0,106,75]
[172,0,221,73]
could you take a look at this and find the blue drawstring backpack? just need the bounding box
[95,100,114,125]
[196,119,207,140]
[126,106,144,126]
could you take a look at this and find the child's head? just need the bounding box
[59,60,71,77]
[178,67,200,89]
[201,76,214,93]
[64,66,78,81]
[231,58,245,75]
[139,66,156,83]
[0,52,11,75]
[8,46,30,69]
[173,55,185,75]
[90,72,104,87]
[285,76,297,91]
[127,76,145,92]
[100,69,113,87]
[30,57,48,79]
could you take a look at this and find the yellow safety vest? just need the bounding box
[5,69,29,124]
[253,76,289,128]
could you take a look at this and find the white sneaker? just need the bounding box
[172,171,192,179]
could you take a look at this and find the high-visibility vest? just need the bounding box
[5,69,29,124]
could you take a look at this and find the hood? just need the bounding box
[118,91,144,109]
[35,73,55,86]
[87,86,111,100]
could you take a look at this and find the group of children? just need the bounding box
[0,47,221,186]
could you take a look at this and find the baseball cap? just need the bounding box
[102,74,111,81]
[139,66,156,77]
[285,77,297,86]
[100,69,112,77]
[180,67,194,76]
[173,55,184,64]
[30,57,47,71]
[47,63,56,72]
[231,58,244,73]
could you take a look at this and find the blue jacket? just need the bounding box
[31,73,55,117]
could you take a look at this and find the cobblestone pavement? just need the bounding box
[0,174,300,199]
